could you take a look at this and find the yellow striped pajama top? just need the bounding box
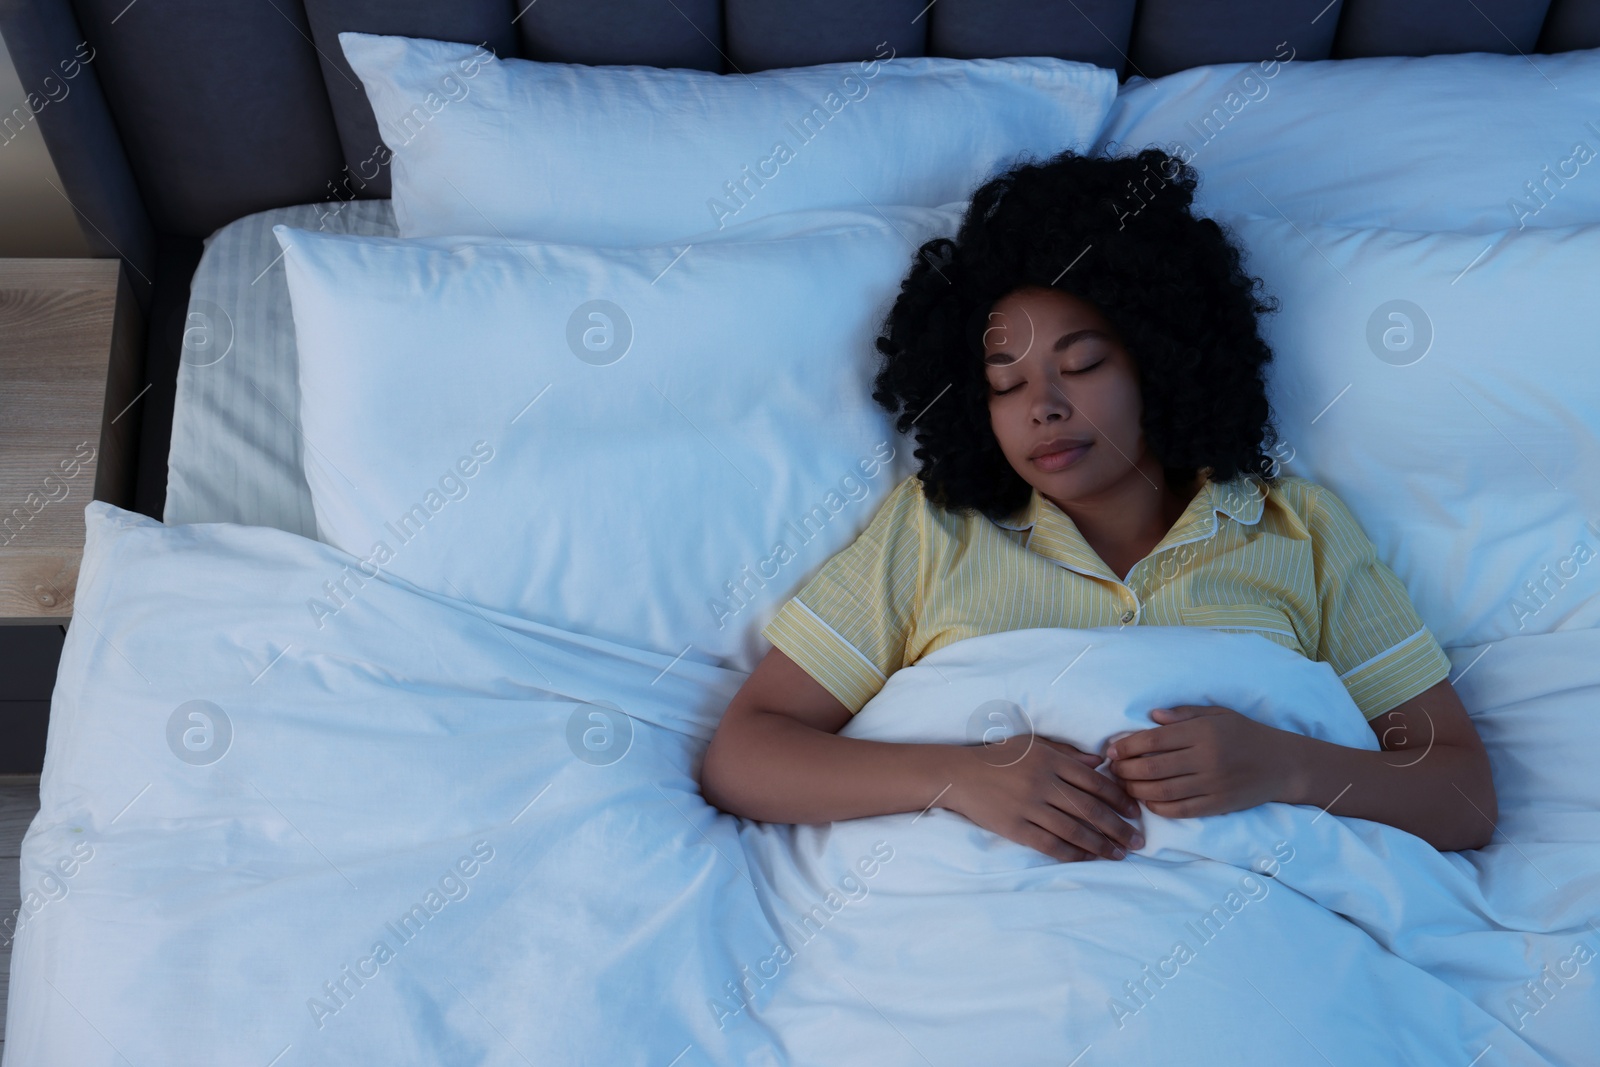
[760,470,1451,722]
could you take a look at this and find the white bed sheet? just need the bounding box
[4,502,1597,1066]
[163,198,398,538]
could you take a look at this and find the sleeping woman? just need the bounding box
[698,146,1497,862]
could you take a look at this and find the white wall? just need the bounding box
[0,27,93,258]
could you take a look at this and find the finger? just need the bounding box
[1147,795,1221,818]
[1109,749,1194,782]
[1123,773,1209,804]
[1106,724,1189,761]
[1030,806,1125,861]
[1103,728,1155,761]
[1020,822,1094,864]
[1047,781,1144,852]
[1055,756,1139,817]
[1151,706,1225,727]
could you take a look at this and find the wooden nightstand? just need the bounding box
[0,259,143,625]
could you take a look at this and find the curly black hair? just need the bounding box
[870,145,1284,521]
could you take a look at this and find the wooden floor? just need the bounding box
[0,777,42,1063]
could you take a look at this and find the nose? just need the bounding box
[1033,373,1073,421]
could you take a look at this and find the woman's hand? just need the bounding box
[1104,705,1297,818]
[940,735,1145,863]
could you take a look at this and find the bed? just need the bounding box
[5,2,1600,1064]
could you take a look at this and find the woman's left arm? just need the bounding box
[1277,678,1498,852]
[1105,678,1499,852]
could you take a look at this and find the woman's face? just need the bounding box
[982,286,1152,505]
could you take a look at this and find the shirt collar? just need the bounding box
[992,469,1266,579]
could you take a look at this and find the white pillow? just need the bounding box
[274,205,962,672]
[1094,47,1600,234]
[339,31,1118,244]
[1221,211,1600,649]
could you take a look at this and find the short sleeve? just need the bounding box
[759,475,925,715]
[1308,485,1453,721]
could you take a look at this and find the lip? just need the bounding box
[1029,436,1093,459]
[1032,442,1092,472]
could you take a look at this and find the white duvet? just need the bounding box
[5,503,1598,1066]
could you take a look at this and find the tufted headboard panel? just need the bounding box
[1,0,1596,516]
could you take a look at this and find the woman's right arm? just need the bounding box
[698,647,1144,861]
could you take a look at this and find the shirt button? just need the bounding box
[1121,609,1136,623]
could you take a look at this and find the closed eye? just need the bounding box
[989,359,1103,396]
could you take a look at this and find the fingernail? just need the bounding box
[1131,833,1145,848]
[1105,744,1118,760]
[1111,848,1126,859]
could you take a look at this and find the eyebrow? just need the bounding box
[984,328,1113,366]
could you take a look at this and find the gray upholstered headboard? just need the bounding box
[2,0,1597,518]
